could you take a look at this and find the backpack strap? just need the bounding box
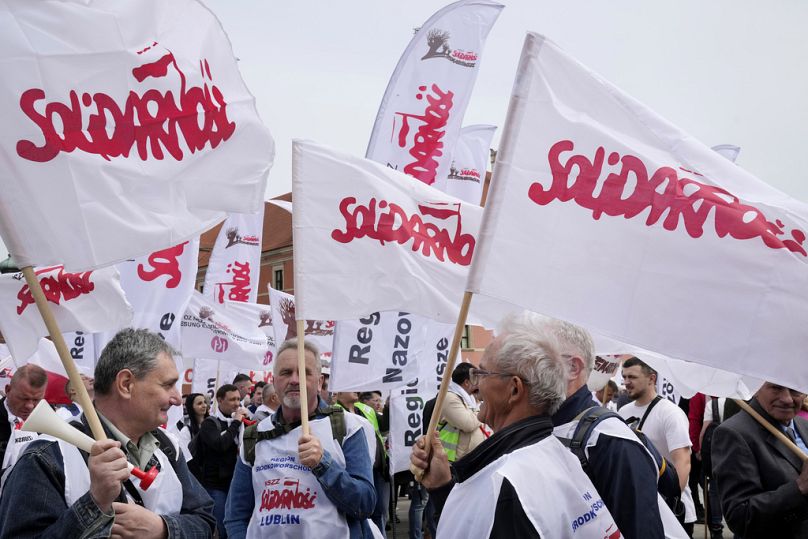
[638,395,663,431]
[242,406,347,466]
[557,406,619,476]
[151,428,178,462]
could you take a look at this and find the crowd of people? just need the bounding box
[0,319,807,538]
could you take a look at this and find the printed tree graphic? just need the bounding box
[225,227,240,248]
[422,29,451,60]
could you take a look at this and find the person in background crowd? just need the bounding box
[699,395,725,539]
[712,382,808,538]
[55,373,94,421]
[232,374,252,411]
[175,392,209,467]
[687,393,707,525]
[0,328,215,538]
[360,391,384,414]
[594,379,618,411]
[247,381,265,414]
[619,357,696,536]
[337,391,390,536]
[0,364,47,486]
[411,312,622,538]
[252,383,280,422]
[320,362,334,405]
[224,339,376,538]
[548,319,674,539]
[437,363,485,463]
[196,384,249,538]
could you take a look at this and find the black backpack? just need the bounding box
[560,397,684,519]
[700,397,721,478]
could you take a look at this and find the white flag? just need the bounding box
[181,291,268,370]
[0,0,273,271]
[191,358,221,404]
[366,0,502,191]
[468,33,808,391]
[95,239,200,354]
[63,331,96,375]
[446,125,496,204]
[225,300,278,371]
[0,266,132,362]
[293,140,486,325]
[268,286,334,361]
[203,210,265,304]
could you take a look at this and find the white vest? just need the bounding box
[553,415,690,539]
[0,409,41,492]
[244,414,367,539]
[437,435,622,539]
[58,430,183,515]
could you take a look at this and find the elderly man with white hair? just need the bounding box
[411,312,621,539]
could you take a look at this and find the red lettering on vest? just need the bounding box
[260,479,317,511]
[331,197,475,265]
[393,84,454,186]
[16,46,236,163]
[137,242,187,288]
[16,267,95,315]
[528,140,807,257]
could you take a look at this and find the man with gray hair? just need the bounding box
[411,312,621,538]
[252,383,280,422]
[546,317,685,538]
[0,328,216,538]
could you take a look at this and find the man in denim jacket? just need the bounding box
[224,339,377,538]
[0,329,216,538]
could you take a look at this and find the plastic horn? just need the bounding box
[22,400,159,489]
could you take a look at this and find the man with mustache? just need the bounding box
[224,339,377,538]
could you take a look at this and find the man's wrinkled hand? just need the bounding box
[299,434,324,469]
[88,440,129,514]
[410,431,451,489]
[111,502,167,539]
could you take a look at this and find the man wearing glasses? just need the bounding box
[712,382,808,538]
[411,312,621,539]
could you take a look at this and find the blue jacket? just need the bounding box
[224,400,376,538]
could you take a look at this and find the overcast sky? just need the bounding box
[2,1,806,261]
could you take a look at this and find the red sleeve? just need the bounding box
[688,392,706,451]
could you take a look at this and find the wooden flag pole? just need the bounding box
[21,266,105,441]
[297,320,310,436]
[413,291,474,482]
[735,399,807,462]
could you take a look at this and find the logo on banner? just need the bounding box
[448,162,481,183]
[214,261,251,303]
[332,198,475,265]
[263,350,274,366]
[211,335,229,353]
[278,298,334,341]
[392,84,454,186]
[137,242,188,289]
[259,310,273,327]
[530,140,807,257]
[421,29,478,68]
[225,227,260,248]
[15,267,95,315]
[16,42,236,163]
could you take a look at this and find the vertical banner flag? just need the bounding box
[225,300,278,371]
[191,358,221,404]
[203,209,265,304]
[0,0,274,270]
[446,125,497,204]
[268,286,334,361]
[0,266,132,361]
[181,290,268,370]
[366,0,502,192]
[330,312,424,392]
[63,331,96,375]
[96,239,200,353]
[467,33,808,391]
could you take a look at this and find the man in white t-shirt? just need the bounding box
[619,357,696,537]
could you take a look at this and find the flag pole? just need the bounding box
[296,320,310,435]
[21,266,105,441]
[413,291,474,481]
[735,399,807,461]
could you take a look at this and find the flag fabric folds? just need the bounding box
[468,33,808,391]
[0,0,274,270]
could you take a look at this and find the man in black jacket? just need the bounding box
[712,382,808,538]
[197,383,249,539]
